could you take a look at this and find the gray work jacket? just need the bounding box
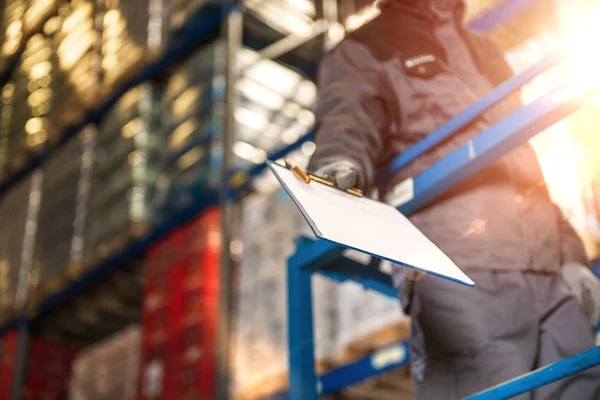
[308,1,588,273]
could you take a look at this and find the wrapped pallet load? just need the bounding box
[4,19,77,169]
[0,0,26,72]
[88,84,163,261]
[96,0,168,99]
[153,39,225,220]
[155,41,316,219]
[0,82,14,176]
[23,0,59,36]
[32,126,96,298]
[51,0,102,129]
[0,173,42,321]
[69,325,141,400]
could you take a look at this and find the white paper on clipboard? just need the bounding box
[267,161,474,287]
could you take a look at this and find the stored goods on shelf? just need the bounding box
[0,83,12,174]
[139,207,220,400]
[5,28,64,165]
[51,0,102,128]
[34,126,96,292]
[0,174,40,319]
[23,0,59,36]
[96,0,168,98]
[0,330,75,400]
[0,1,26,71]
[155,40,316,218]
[88,84,162,259]
[0,2,101,172]
[69,325,141,400]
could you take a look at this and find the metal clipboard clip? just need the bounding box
[283,158,364,198]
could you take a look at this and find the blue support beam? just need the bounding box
[380,51,566,181]
[593,258,600,279]
[465,346,600,400]
[289,237,345,273]
[320,257,397,299]
[287,250,318,400]
[468,0,540,32]
[319,341,410,395]
[271,341,410,399]
[399,77,600,215]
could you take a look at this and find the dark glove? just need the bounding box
[314,159,362,190]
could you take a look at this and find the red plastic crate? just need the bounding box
[170,324,217,400]
[140,208,220,399]
[138,342,171,400]
[0,332,74,400]
[0,331,18,399]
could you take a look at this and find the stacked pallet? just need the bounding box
[0,331,76,400]
[138,208,220,400]
[0,174,40,320]
[33,126,95,298]
[0,0,213,180]
[0,1,25,71]
[52,0,103,129]
[88,84,162,259]
[0,1,101,173]
[154,40,225,219]
[69,325,141,400]
[96,0,164,98]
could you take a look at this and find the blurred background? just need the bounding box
[0,0,598,399]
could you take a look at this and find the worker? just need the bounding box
[307,0,600,398]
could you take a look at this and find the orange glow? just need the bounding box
[561,2,600,102]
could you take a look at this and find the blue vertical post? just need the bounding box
[287,250,318,400]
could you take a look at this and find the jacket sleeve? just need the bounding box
[555,205,590,266]
[308,39,390,191]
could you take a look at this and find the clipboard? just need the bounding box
[268,159,474,287]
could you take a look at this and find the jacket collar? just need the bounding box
[378,0,466,24]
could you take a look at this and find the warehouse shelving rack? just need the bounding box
[0,1,345,398]
[0,0,597,399]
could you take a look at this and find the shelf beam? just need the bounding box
[465,346,600,400]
